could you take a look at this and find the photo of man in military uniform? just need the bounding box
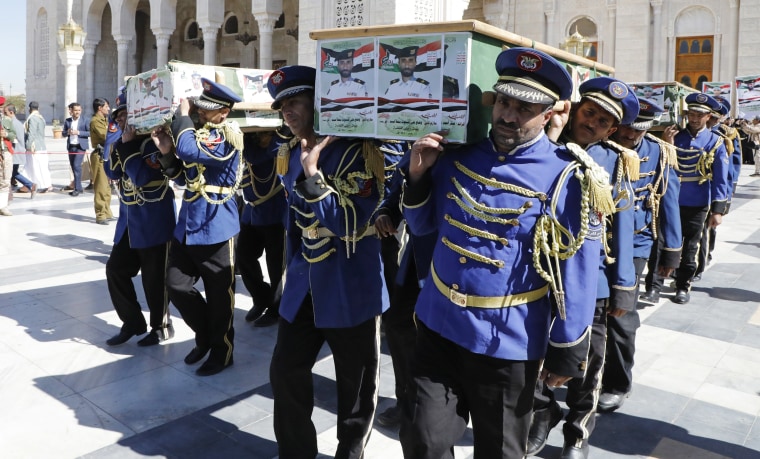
[325,49,368,100]
[384,46,432,100]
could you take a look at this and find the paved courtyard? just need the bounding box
[1,130,760,458]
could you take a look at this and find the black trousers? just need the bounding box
[533,299,607,444]
[270,295,381,459]
[236,222,285,308]
[695,217,716,277]
[400,321,540,459]
[166,237,235,365]
[383,254,419,407]
[644,237,663,293]
[603,258,646,395]
[105,231,171,332]
[674,205,709,291]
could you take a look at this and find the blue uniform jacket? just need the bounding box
[163,116,242,245]
[585,141,637,312]
[632,134,682,267]
[116,137,177,249]
[378,148,436,286]
[674,127,731,214]
[240,130,288,227]
[279,137,405,328]
[103,123,128,243]
[403,133,602,377]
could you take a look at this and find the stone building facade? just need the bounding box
[26,0,760,122]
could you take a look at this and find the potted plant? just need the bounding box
[52,118,63,139]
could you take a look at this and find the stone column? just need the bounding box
[255,13,277,69]
[59,49,84,108]
[115,37,131,89]
[651,0,664,80]
[606,2,617,67]
[154,31,172,68]
[84,40,96,109]
[202,27,218,65]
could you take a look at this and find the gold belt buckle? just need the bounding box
[306,228,319,239]
[449,289,467,307]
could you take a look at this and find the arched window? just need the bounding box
[690,40,700,53]
[702,39,712,53]
[34,9,50,79]
[186,21,200,40]
[679,40,689,54]
[223,14,238,35]
[562,17,599,62]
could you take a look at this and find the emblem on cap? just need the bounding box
[696,94,708,103]
[202,81,212,91]
[517,52,542,72]
[609,81,628,99]
[639,101,651,111]
[270,70,285,86]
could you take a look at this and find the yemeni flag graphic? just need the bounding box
[320,42,375,74]
[379,41,442,73]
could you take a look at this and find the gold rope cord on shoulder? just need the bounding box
[603,139,641,182]
[645,133,677,169]
[695,138,722,184]
[532,143,615,320]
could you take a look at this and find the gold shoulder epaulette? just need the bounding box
[602,139,641,182]
[565,142,615,216]
[645,133,677,168]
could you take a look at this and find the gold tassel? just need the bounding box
[276,138,298,176]
[565,142,616,216]
[363,140,386,185]
[604,139,640,181]
[222,122,244,153]
[587,168,616,216]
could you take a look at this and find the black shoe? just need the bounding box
[106,326,147,346]
[639,289,660,303]
[672,289,690,304]
[85,183,94,190]
[253,307,279,327]
[245,303,267,322]
[69,190,81,197]
[526,401,563,456]
[137,330,160,347]
[376,404,402,427]
[692,273,702,282]
[196,356,233,376]
[184,346,210,365]
[598,391,629,412]
[561,440,589,459]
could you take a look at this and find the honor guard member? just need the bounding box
[265,65,405,459]
[398,47,609,459]
[601,99,682,412]
[152,78,243,376]
[384,46,432,99]
[693,97,740,281]
[325,49,369,99]
[654,93,730,304]
[529,76,639,459]
[103,90,177,347]
[238,127,289,327]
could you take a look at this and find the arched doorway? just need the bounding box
[673,7,715,90]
